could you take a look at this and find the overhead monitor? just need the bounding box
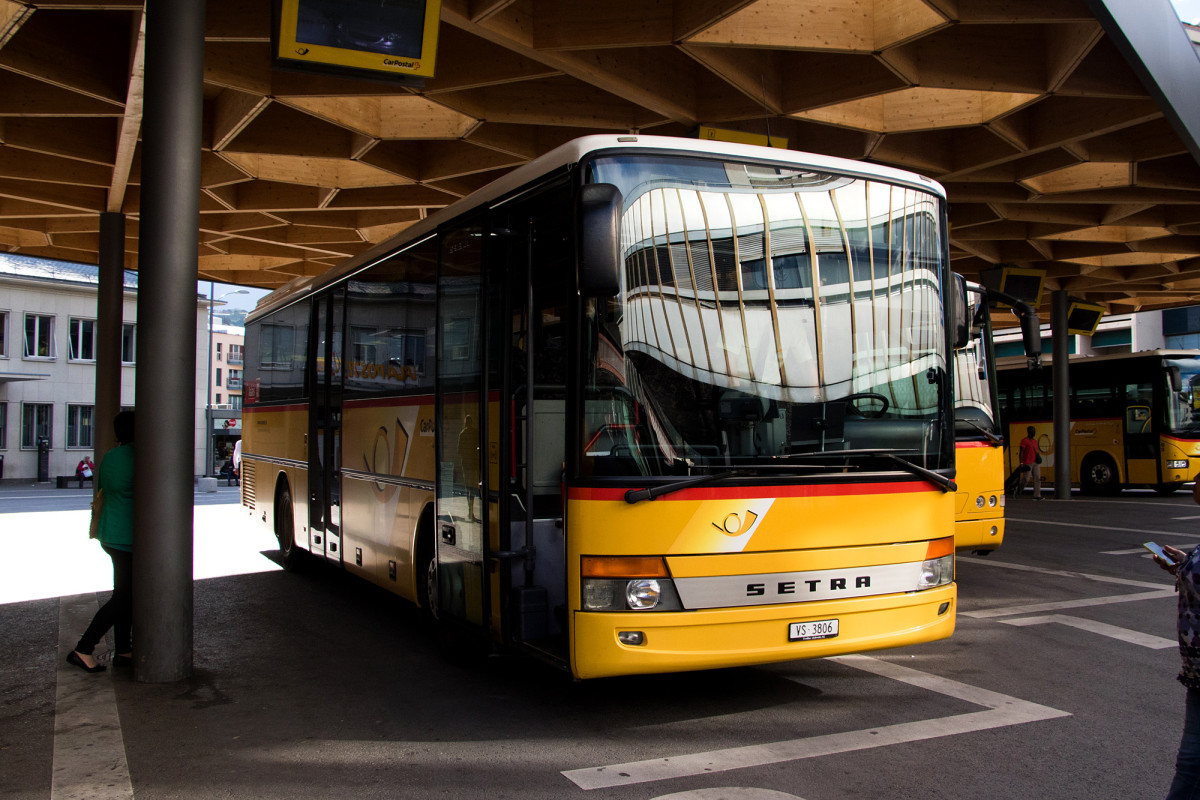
[1066,300,1105,336]
[274,0,442,84]
[979,265,1046,307]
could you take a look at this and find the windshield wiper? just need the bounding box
[790,449,957,493]
[624,470,738,504]
[958,417,1002,445]
[881,453,956,492]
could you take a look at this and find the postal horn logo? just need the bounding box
[713,510,759,536]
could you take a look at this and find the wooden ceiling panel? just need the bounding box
[0,0,1193,317]
[220,101,362,159]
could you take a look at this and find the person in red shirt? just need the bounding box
[1017,426,1042,500]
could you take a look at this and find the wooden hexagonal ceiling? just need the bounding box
[0,0,1198,323]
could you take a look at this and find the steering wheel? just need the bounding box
[839,392,890,419]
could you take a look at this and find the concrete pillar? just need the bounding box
[95,212,125,470]
[132,0,206,683]
[1051,290,1072,501]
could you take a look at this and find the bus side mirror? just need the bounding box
[579,183,623,297]
[1020,308,1042,359]
[1170,366,1183,393]
[951,273,970,350]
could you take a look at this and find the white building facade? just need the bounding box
[0,257,211,482]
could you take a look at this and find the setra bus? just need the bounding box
[997,350,1200,495]
[952,282,1039,554]
[240,134,967,679]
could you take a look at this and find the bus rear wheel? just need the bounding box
[275,484,305,571]
[1081,454,1120,496]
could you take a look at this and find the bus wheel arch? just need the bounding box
[1081,452,1121,495]
[415,503,438,621]
[1156,481,1183,495]
[274,477,304,571]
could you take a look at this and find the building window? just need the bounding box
[0,310,7,357]
[67,404,94,448]
[228,344,243,365]
[0,403,7,448]
[216,341,223,362]
[228,369,241,390]
[21,403,52,448]
[69,318,96,361]
[216,393,222,404]
[231,395,242,410]
[23,314,55,359]
[122,323,136,364]
[215,368,222,387]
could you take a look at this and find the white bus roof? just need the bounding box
[249,134,947,321]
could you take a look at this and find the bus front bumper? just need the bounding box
[570,584,956,680]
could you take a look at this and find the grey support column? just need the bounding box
[133,0,206,683]
[1051,290,1071,501]
[95,212,125,468]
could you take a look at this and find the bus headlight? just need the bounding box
[581,556,683,612]
[988,495,998,508]
[917,555,954,589]
[1169,460,1189,470]
[975,495,985,509]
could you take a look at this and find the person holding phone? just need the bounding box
[1153,480,1200,798]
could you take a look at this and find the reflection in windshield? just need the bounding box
[954,290,996,437]
[1166,358,1200,434]
[582,155,950,478]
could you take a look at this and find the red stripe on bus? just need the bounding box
[955,441,992,449]
[1162,433,1200,445]
[243,403,308,414]
[343,395,433,409]
[569,481,936,502]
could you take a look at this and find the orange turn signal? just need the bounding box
[925,537,955,560]
[581,556,669,578]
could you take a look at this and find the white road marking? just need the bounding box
[957,555,1170,589]
[1175,516,1200,521]
[562,655,1068,791]
[650,790,804,800]
[1007,517,1196,536]
[52,594,133,800]
[999,614,1177,649]
[961,589,1175,619]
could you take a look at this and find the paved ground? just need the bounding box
[0,482,1193,799]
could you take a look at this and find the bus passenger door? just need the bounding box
[308,289,345,563]
[434,218,487,627]
[1124,382,1158,485]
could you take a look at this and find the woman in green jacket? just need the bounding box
[67,410,135,673]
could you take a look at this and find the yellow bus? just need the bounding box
[241,134,966,679]
[998,350,1200,495]
[953,282,1039,554]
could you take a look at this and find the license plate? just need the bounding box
[788,619,839,641]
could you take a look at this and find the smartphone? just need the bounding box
[1144,541,1179,566]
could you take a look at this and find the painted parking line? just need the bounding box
[52,594,133,800]
[562,655,1069,791]
[957,556,1175,619]
[999,614,1176,649]
[1006,517,1197,536]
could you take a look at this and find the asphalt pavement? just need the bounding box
[0,482,1193,800]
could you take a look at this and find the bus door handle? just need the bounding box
[441,524,456,545]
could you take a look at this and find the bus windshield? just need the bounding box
[581,154,950,477]
[954,290,998,439]
[1166,357,1200,435]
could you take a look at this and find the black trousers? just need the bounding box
[75,545,132,655]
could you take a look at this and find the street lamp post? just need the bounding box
[206,284,248,477]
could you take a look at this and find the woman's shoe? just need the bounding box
[66,651,107,673]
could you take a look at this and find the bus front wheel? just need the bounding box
[1081,454,1120,496]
